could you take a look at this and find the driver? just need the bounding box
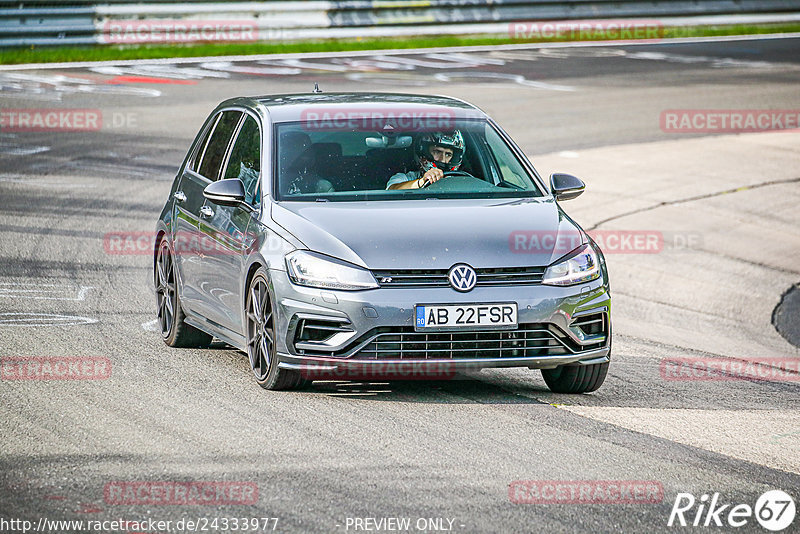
[386,130,464,190]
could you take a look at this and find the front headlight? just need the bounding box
[285,250,378,291]
[542,244,600,286]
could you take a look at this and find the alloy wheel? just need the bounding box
[246,276,274,381]
[155,242,176,338]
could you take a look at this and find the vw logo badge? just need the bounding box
[448,264,477,292]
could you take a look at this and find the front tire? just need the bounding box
[245,269,305,390]
[155,239,212,348]
[541,360,609,394]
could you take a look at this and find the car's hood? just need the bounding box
[271,198,585,269]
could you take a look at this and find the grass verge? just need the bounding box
[1,23,798,65]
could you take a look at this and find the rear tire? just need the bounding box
[541,360,609,394]
[245,269,306,390]
[155,239,213,348]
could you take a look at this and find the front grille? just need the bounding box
[372,266,546,288]
[347,323,603,360]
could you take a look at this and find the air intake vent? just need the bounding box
[356,326,567,359]
[571,313,606,337]
[294,318,352,344]
[330,323,606,360]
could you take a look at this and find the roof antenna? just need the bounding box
[312,82,322,94]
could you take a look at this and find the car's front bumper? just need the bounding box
[269,267,611,376]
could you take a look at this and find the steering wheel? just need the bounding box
[420,170,473,188]
[420,170,500,193]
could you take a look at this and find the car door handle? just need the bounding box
[173,191,187,203]
[200,206,214,218]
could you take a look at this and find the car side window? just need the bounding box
[196,110,243,181]
[222,115,261,207]
[187,115,217,173]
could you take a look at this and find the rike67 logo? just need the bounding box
[668,490,796,531]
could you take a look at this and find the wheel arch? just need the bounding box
[243,259,267,310]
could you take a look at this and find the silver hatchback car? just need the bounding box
[154,93,611,393]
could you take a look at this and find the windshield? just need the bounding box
[273,119,544,201]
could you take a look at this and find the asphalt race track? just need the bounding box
[1,36,799,533]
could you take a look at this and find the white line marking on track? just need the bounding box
[433,71,575,91]
[0,284,94,301]
[0,313,98,327]
[0,176,96,188]
[257,58,351,72]
[343,73,431,86]
[2,33,798,71]
[141,319,159,332]
[624,50,781,69]
[89,64,229,80]
[198,61,301,75]
[0,72,162,97]
[0,145,50,156]
[76,287,92,301]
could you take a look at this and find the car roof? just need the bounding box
[221,92,487,123]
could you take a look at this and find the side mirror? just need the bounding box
[550,173,585,201]
[203,178,246,206]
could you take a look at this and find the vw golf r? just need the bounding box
[153,92,611,393]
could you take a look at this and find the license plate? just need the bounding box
[415,303,518,330]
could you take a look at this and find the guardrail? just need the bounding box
[2,0,800,47]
